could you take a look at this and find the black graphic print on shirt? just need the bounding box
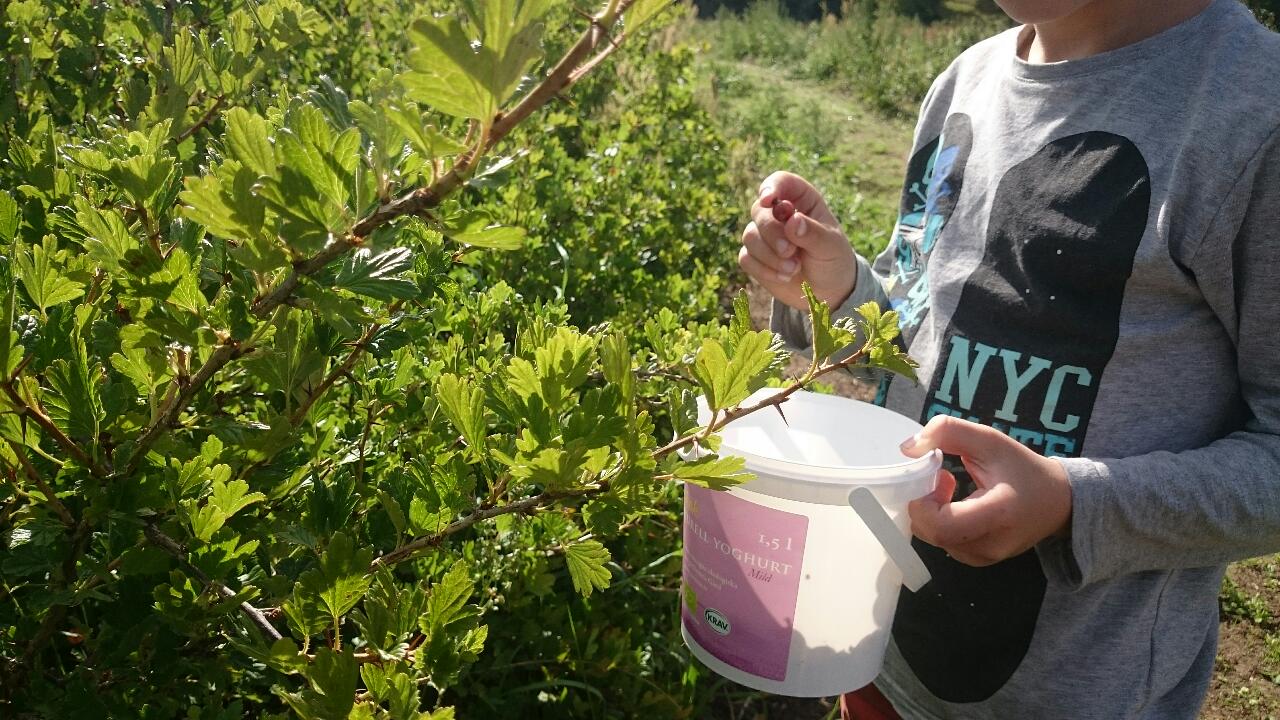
[892,131,1152,704]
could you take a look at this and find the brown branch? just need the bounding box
[568,30,627,84]
[288,306,396,426]
[175,94,226,143]
[115,0,642,480]
[368,485,603,571]
[143,524,283,642]
[371,346,873,571]
[650,348,869,459]
[121,341,244,478]
[4,439,75,529]
[2,377,107,478]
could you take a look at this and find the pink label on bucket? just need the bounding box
[682,484,808,681]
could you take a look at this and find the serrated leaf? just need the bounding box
[224,108,276,178]
[564,539,611,597]
[353,571,428,652]
[385,104,468,160]
[450,223,525,251]
[422,562,478,636]
[674,454,751,491]
[279,647,357,720]
[625,0,672,30]
[691,338,728,411]
[331,247,418,300]
[0,191,19,241]
[804,282,854,362]
[721,330,777,407]
[436,373,487,457]
[0,283,21,377]
[600,330,633,404]
[44,334,103,442]
[402,16,495,119]
[13,237,85,316]
[727,290,753,351]
[187,476,262,542]
[110,346,168,396]
[295,531,374,623]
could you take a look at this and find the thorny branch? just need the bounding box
[371,346,872,571]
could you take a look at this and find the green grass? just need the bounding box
[676,1,1006,259]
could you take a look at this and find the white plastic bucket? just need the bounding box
[680,388,940,698]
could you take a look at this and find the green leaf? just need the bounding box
[224,107,277,178]
[331,247,418,300]
[435,373,487,457]
[564,539,611,597]
[110,346,169,396]
[0,191,18,241]
[674,454,751,491]
[184,470,260,542]
[599,330,633,404]
[625,0,672,30]
[692,333,776,411]
[691,338,728,411]
[243,311,326,411]
[721,330,777,407]
[856,302,918,381]
[13,237,85,316]
[449,223,525,251]
[279,647,357,720]
[422,562,478,637]
[0,283,21,377]
[44,334,104,442]
[294,531,374,624]
[804,282,855,362]
[71,198,138,272]
[385,104,468,160]
[230,636,307,676]
[352,571,428,652]
[727,290,753,351]
[402,16,495,119]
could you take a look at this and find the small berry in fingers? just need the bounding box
[772,199,795,223]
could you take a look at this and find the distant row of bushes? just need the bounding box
[692,0,1001,22]
[695,0,1008,116]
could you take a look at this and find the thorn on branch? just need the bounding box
[143,523,283,643]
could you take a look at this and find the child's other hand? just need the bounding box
[739,171,857,312]
[898,415,1074,567]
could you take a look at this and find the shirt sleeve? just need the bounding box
[1039,129,1280,589]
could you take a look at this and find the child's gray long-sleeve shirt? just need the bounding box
[772,2,1280,717]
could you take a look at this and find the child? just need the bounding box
[739,0,1280,717]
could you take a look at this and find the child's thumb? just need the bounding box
[782,212,846,260]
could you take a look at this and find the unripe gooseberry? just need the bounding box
[772,199,795,223]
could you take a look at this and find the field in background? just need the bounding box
[675,3,1280,717]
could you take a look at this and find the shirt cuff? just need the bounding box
[1037,456,1112,590]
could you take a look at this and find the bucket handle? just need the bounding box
[847,487,931,592]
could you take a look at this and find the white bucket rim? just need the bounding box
[697,388,940,488]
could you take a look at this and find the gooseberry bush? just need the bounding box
[0,1,914,717]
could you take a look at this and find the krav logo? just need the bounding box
[704,608,731,636]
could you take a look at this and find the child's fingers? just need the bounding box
[781,212,848,262]
[739,246,799,287]
[742,222,797,276]
[909,478,1007,550]
[899,414,1010,466]
[757,171,828,220]
[750,201,798,259]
